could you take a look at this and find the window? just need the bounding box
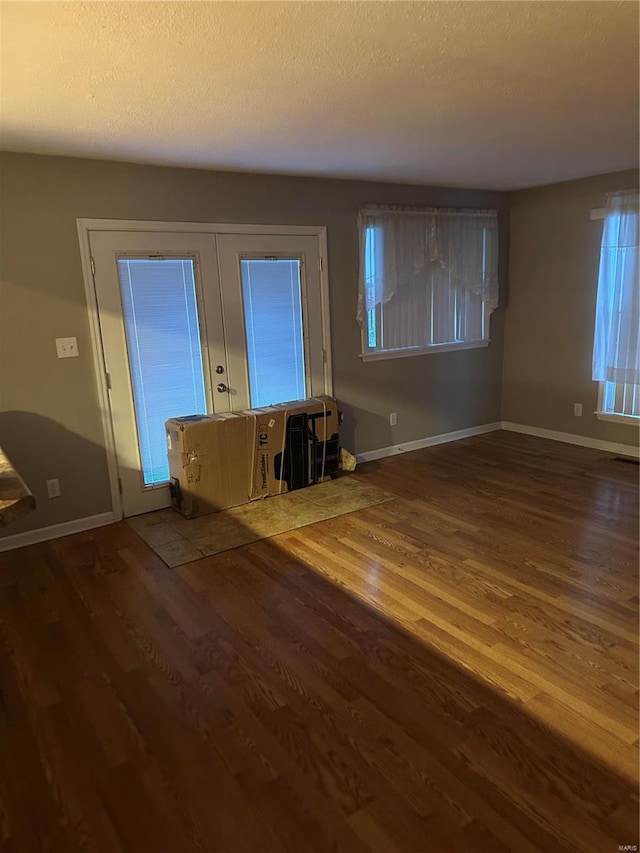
[118,258,207,486]
[357,205,499,359]
[239,258,307,407]
[592,192,639,425]
[599,381,639,420]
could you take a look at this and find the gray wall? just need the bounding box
[0,152,508,535]
[503,169,639,447]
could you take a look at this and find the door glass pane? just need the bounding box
[118,258,207,486]
[240,258,307,407]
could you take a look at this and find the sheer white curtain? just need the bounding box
[592,191,640,384]
[356,205,499,329]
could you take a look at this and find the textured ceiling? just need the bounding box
[1,1,638,190]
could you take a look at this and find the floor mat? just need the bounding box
[126,477,396,567]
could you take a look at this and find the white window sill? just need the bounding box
[360,339,490,362]
[595,411,640,426]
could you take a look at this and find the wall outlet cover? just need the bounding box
[56,337,79,358]
[46,478,61,498]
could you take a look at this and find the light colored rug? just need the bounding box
[127,476,396,567]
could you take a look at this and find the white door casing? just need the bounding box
[79,220,331,519]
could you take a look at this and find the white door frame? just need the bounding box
[77,218,332,521]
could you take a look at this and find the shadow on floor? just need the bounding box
[0,451,637,853]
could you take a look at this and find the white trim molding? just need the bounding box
[501,422,640,459]
[355,422,502,463]
[595,411,639,426]
[77,218,328,237]
[355,420,639,464]
[0,512,116,554]
[360,339,490,362]
[77,222,123,521]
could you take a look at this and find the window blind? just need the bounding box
[118,258,207,486]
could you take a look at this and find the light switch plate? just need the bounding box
[56,337,79,358]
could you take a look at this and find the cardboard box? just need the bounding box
[166,396,339,518]
[166,412,253,519]
[247,396,339,501]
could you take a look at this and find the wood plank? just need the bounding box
[0,431,637,851]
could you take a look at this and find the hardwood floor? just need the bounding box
[0,431,637,852]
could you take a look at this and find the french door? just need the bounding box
[216,234,326,412]
[88,226,328,517]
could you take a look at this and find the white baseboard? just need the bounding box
[355,422,502,463]
[501,422,640,458]
[1,422,634,553]
[356,419,639,464]
[0,512,116,554]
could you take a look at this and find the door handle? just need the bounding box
[216,383,228,393]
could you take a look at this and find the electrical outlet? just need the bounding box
[389,412,397,427]
[573,403,583,417]
[46,478,61,498]
[55,337,79,359]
